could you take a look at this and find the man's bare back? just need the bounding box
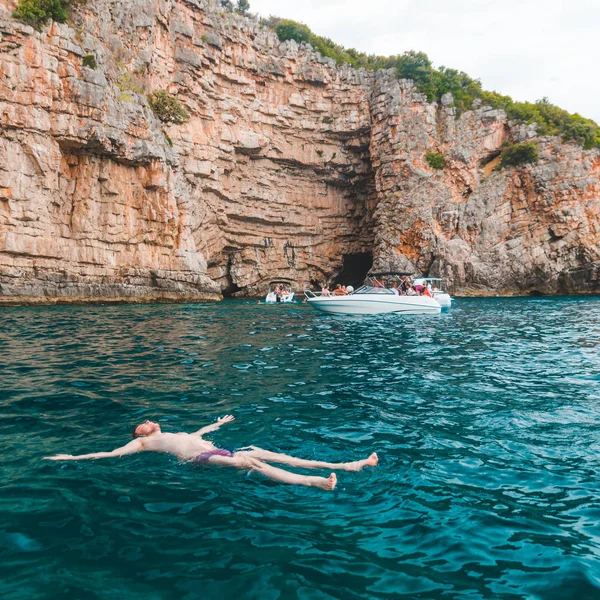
[44,416,378,491]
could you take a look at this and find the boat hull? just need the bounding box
[433,292,452,308]
[307,294,441,315]
[265,292,295,304]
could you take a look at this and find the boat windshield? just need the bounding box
[352,286,395,295]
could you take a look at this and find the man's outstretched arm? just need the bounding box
[193,415,235,437]
[43,439,144,461]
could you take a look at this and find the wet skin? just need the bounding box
[44,416,378,491]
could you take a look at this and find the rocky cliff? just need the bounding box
[370,79,600,295]
[0,0,599,303]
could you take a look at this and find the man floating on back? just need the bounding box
[44,415,378,491]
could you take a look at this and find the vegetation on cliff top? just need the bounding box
[264,17,600,150]
[220,0,250,14]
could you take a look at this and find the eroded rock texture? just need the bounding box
[369,75,600,295]
[0,0,599,303]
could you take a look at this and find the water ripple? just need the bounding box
[1,298,600,598]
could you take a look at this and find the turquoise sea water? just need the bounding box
[2,298,600,599]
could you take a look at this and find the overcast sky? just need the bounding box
[251,0,600,123]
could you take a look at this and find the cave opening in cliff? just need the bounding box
[222,282,242,298]
[332,253,373,288]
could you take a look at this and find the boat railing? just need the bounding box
[304,290,325,299]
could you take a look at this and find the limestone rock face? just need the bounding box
[369,75,600,295]
[0,0,599,302]
[0,0,376,302]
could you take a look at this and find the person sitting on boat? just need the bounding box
[391,282,400,296]
[406,286,417,296]
[422,281,433,298]
[321,284,331,297]
[414,283,424,295]
[399,279,409,295]
[43,416,379,492]
[332,284,347,296]
[373,279,384,288]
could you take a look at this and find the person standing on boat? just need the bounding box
[422,280,433,298]
[44,416,379,492]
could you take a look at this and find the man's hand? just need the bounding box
[43,454,74,461]
[193,414,235,437]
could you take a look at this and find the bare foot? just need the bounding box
[326,473,337,490]
[346,452,379,471]
[312,473,337,491]
[365,452,379,467]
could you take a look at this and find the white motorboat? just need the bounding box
[265,280,296,304]
[305,288,441,315]
[305,273,441,315]
[414,278,452,308]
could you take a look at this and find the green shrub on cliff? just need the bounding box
[425,152,446,170]
[82,54,97,69]
[270,19,312,44]
[117,71,145,95]
[13,0,69,30]
[147,90,189,125]
[264,17,600,150]
[499,142,539,168]
[13,0,86,30]
[220,0,250,12]
[482,94,600,149]
[264,17,363,67]
[163,130,174,147]
[236,0,250,14]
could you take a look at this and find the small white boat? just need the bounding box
[265,281,296,304]
[414,278,453,308]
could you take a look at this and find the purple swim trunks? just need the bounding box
[193,448,234,465]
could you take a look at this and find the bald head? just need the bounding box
[133,420,161,438]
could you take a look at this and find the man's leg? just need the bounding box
[235,447,378,472]
[204,454,337,490]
